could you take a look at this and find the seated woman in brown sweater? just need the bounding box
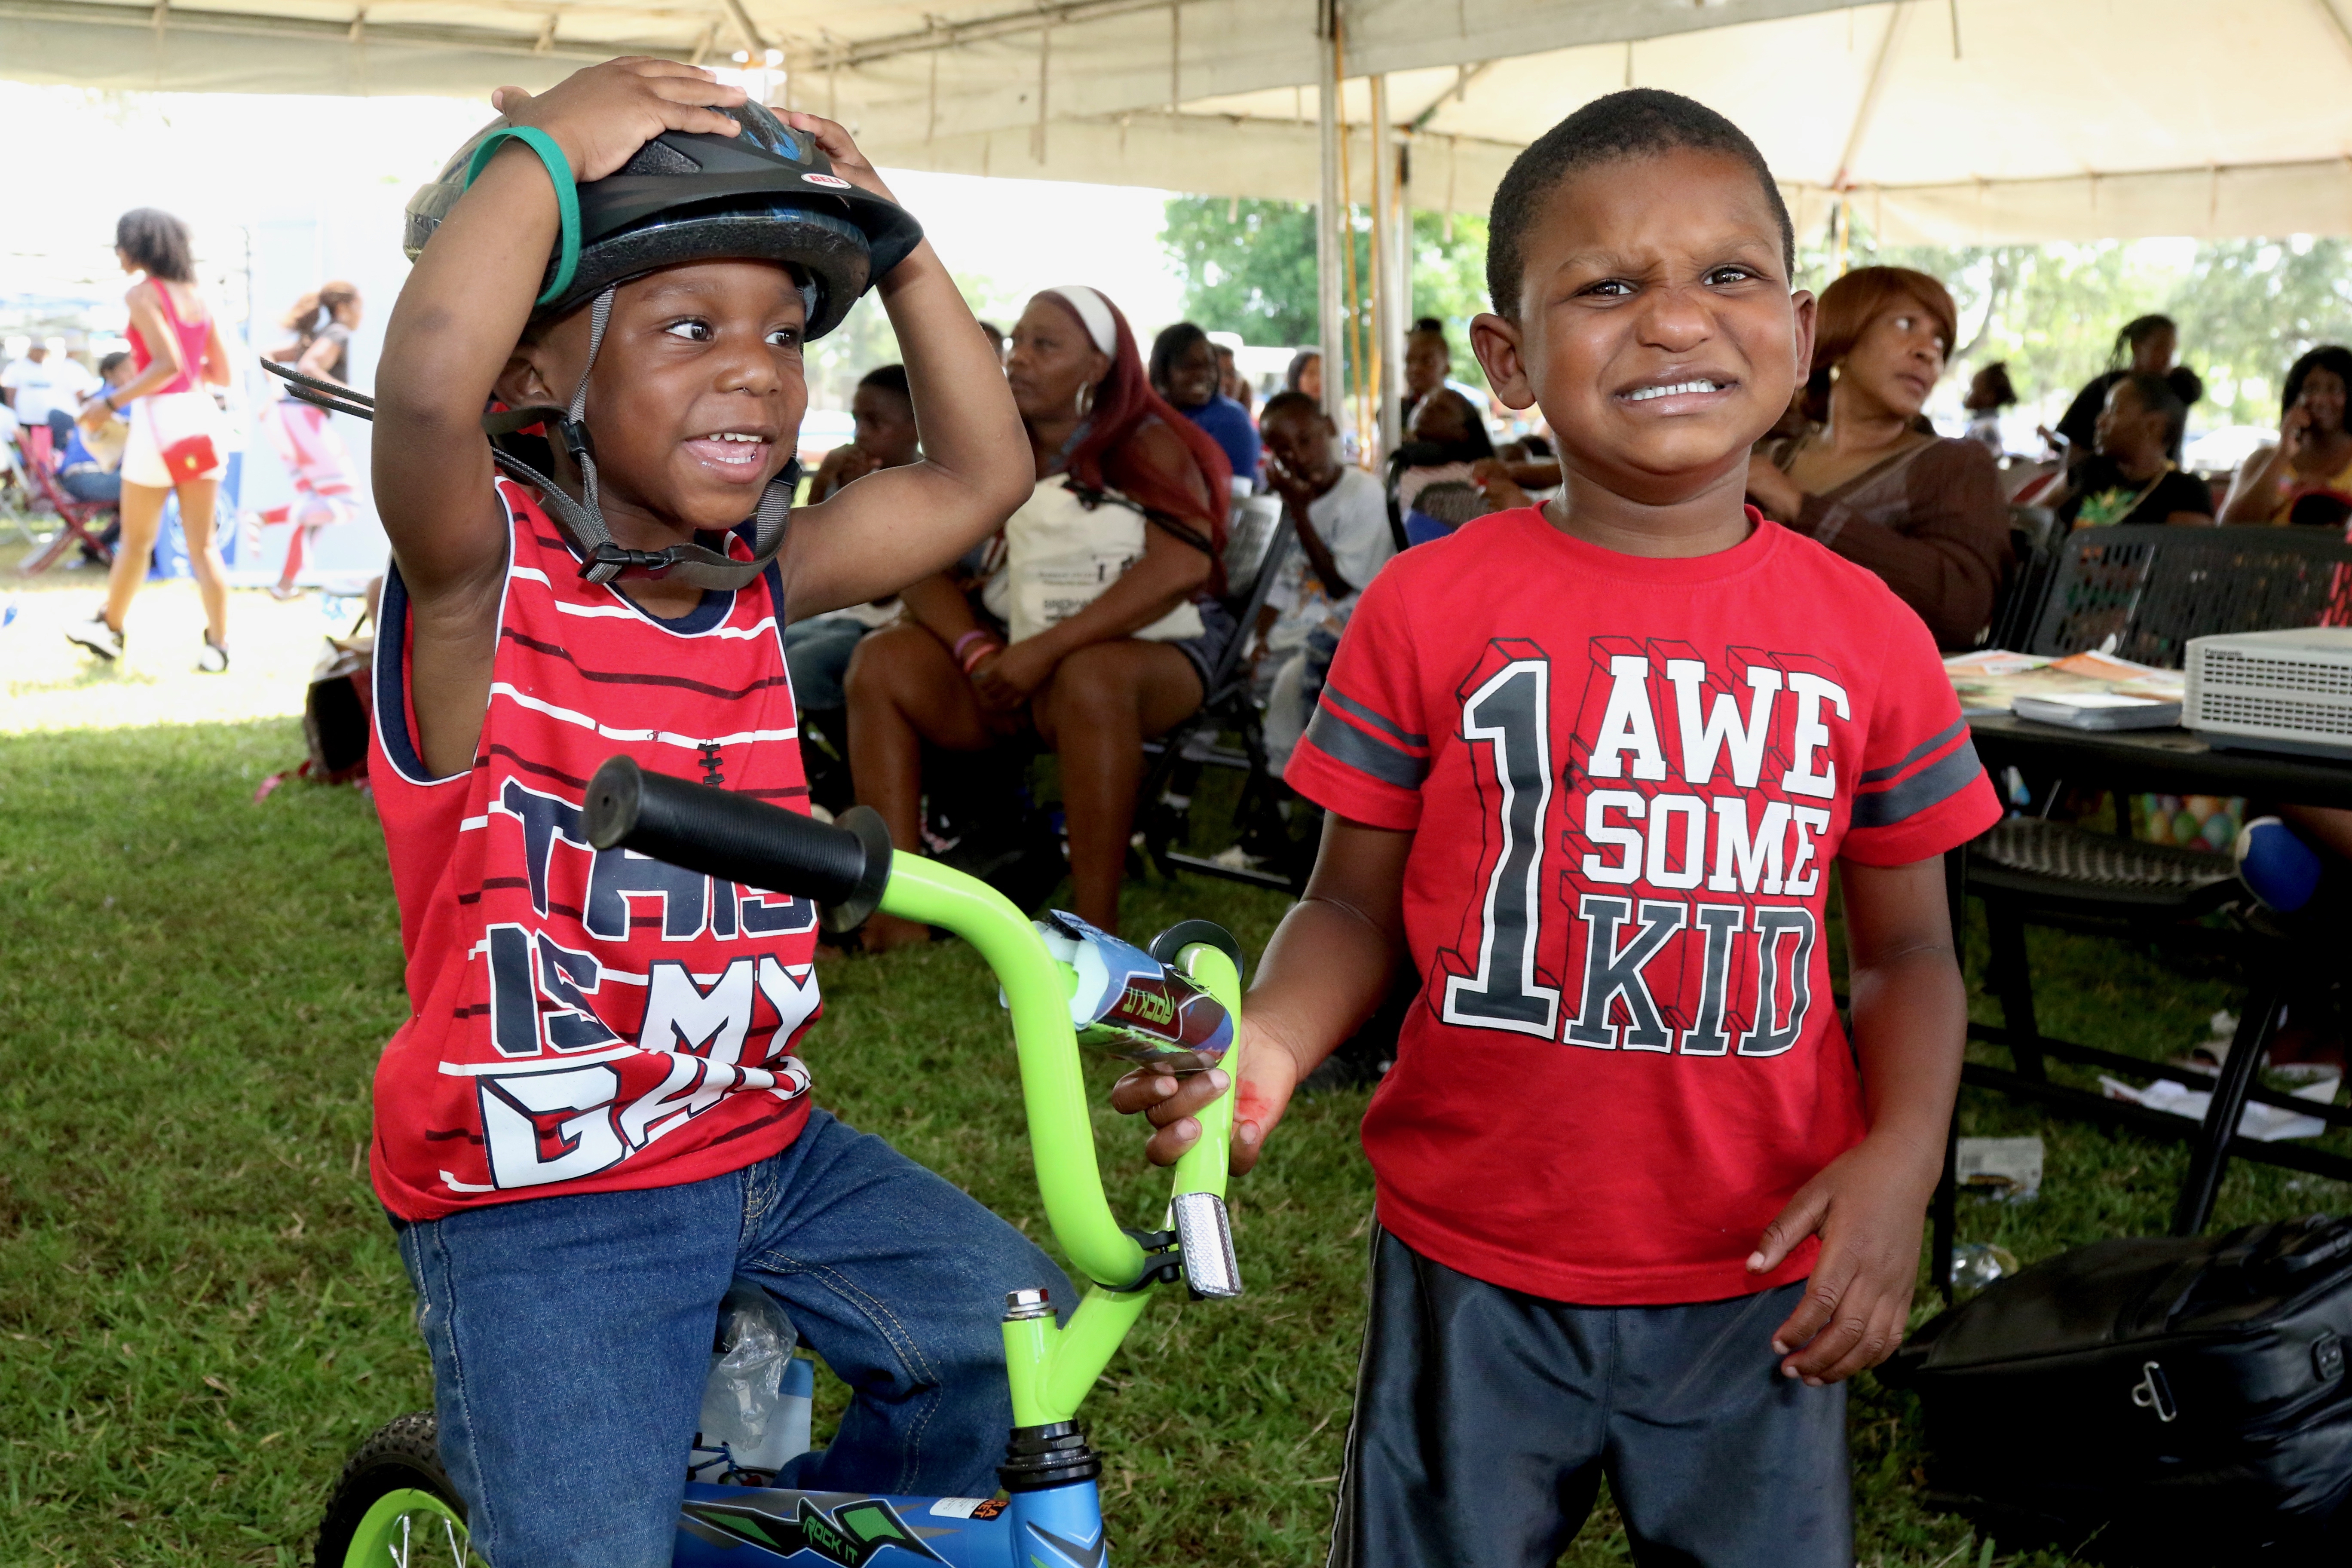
[1746,265,2012,650]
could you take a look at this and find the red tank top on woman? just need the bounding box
[369,480,821,1222]
[126,281,210,396]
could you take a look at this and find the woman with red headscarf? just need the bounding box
[846,285,1233,946]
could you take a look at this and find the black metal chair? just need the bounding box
[1982,505,2061,653]
[1136,499,1307,894]
[1937,525,2352,1288]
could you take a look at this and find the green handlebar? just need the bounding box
[574,756,1241,1432]
[875,858,1244,1430]
[875,855,1153,1292]
[1169,944,1240,1207]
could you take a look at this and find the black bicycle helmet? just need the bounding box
[404,99,923,338]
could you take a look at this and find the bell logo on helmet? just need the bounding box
[801,172,853,189]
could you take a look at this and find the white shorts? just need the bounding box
[121,390,229,489]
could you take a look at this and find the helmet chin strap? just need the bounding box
[263,289,798,593]
[487,285,797,591]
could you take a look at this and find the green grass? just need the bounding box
[1,719,2346,1565]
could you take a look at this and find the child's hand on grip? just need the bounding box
[1109,1019,1307,1173]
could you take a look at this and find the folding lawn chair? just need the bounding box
[1136,496,1305,893]
[13,424,116,575]
[1935,525,2352,1290]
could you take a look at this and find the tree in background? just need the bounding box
[2168,239,2352,423]
[1160,196,1494,401]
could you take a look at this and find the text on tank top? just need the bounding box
[126,281,211,398]
[367,479,820,1221]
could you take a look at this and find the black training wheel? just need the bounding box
[313,1411,484,1567]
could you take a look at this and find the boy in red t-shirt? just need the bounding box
[1118,89,2001,1565]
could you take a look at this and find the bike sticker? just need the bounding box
[928,1497,989,1518]
[682,1494,947,1565]
[1035,910,1234,1072]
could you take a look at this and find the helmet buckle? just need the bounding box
[558,417,595,466]
[579,541,677,581]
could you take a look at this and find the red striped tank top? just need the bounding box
[369,479,819,1221]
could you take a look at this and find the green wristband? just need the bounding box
[464,126,581,307]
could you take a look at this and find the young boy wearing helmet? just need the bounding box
[365,60,1041,1563]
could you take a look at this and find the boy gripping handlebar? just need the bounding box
[368,58,1045,1565]
[1119,91,2002,1567]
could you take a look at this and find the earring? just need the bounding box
[1075,381,1095,419]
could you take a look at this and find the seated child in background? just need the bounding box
[1252,390,1396,777]
[1391,387,1498,545]
[1121,87,2001,1568]
[58,352,135,508]
[366,58,1042,1565]
[2053,371,2213,529]
[1963,360,2017,455]
[791,362,925,808]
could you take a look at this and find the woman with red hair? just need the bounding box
[846,285,1232,945]
[1746,265,2010,649]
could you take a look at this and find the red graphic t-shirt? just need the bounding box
[370,480,821,1222]
[1286,507,2002,1305]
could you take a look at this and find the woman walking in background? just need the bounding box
[66,208,233,670]
[259,282,363,599]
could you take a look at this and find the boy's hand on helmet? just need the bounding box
[778,112,901,205]
[492,58,745,184]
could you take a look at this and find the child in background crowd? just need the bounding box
[1390,387,1498,544]
[259,283,367,599]
[57,352,135,509]
[364,57,1042,1565]
[1963,361,2015,455]
[2053,372,2213,529]
[792,362,925,809]
[1152,320,1261,496]
[1121,88,2000,1568]
[1252,390,1395,777]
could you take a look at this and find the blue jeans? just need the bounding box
[58,469,120,506]
[783,615,871,711]
[394,1107,1071,1568]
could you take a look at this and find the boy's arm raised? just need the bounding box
[770,115,1033,623]
[1112,813,1411,1171]
[371,60,747,775]
[376,59,748,600]
[1748,854,1966,1385]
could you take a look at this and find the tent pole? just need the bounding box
[1371,73,1401,461]
[1317,6,1347,440]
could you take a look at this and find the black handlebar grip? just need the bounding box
[583,755,894,934]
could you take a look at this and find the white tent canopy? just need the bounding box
[13,0,2352,244]
[17,0,2352,449]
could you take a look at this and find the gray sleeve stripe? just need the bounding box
[1306,704,1430,790]
[1859,718,1969,784]
[1850,740,1984,830]
[1322,686,1429,750]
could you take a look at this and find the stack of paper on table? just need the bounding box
[1944,649,2188,720]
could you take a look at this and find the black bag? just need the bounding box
[1883,1216,2352,1560]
